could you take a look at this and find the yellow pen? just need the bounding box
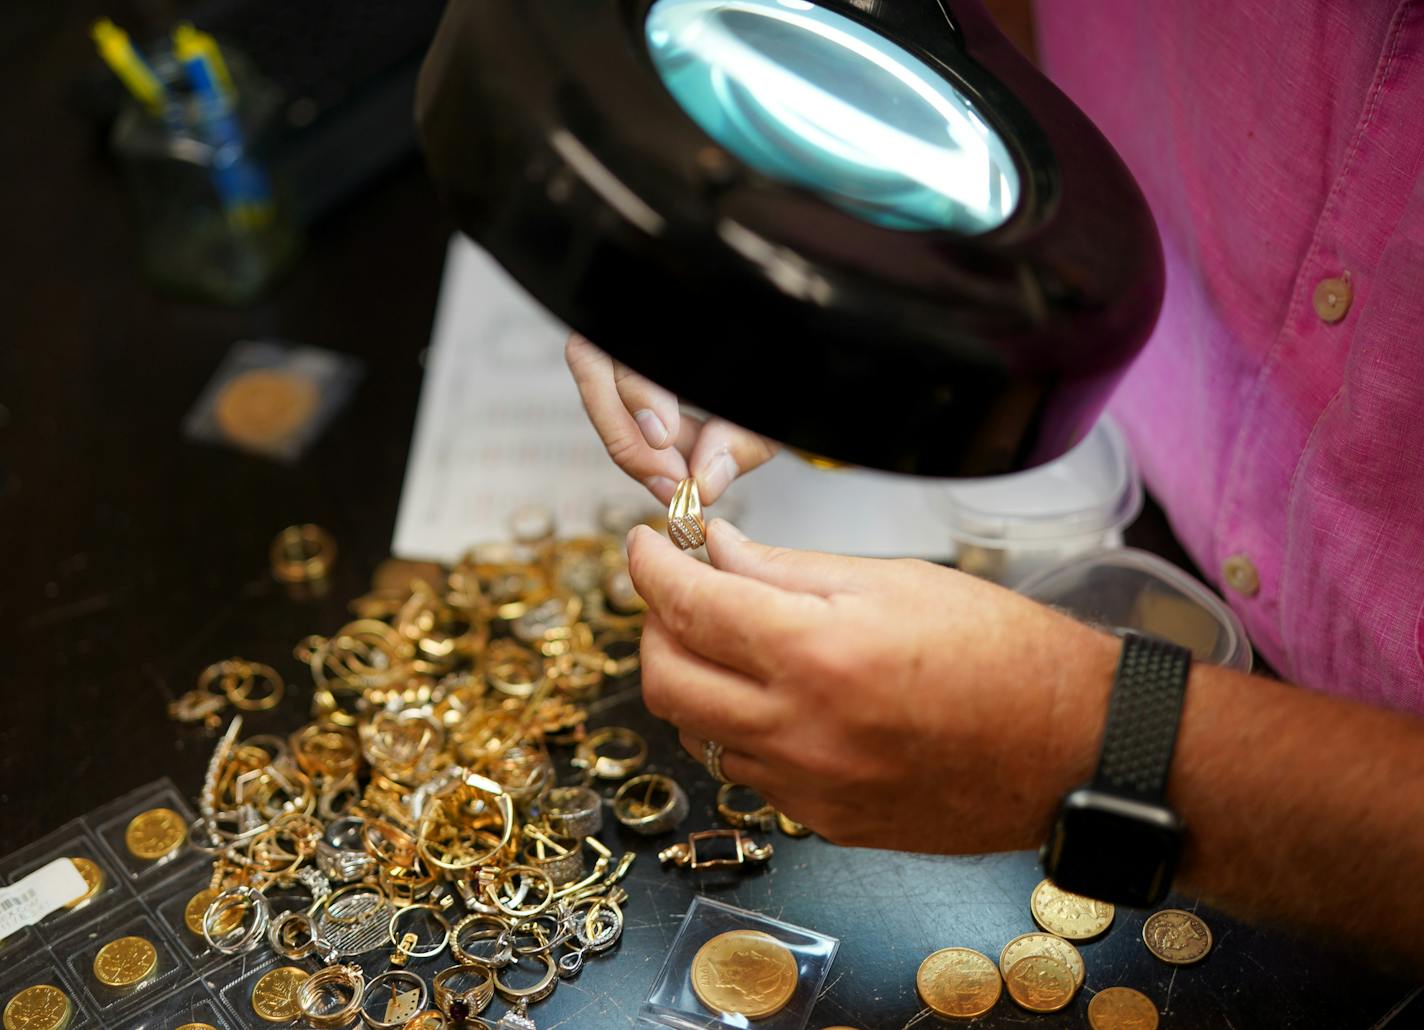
[90,18,166,114]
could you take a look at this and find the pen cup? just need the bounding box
[110,52,301,305]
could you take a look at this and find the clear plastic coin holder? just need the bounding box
[0,919,39,962]
[182,339,364,463]
[112,977,239,1030]
[55,900,189,1021]
[214,953,318,1027]
[1,819,131,941]
[142,864,235,973]
[640,896,839,1030]
[0,954,97,1030]
[89,778,201,884]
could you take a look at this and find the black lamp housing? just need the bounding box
[416,0,1163,477]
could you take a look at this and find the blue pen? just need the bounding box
[173,29,274,229]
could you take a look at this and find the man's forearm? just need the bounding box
[1061,656,1424,967]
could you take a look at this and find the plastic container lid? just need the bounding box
[933,417,1142,546]
[1016,547,1253,671]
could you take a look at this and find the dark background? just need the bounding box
[1,1,1419,1027]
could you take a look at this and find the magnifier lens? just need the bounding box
[646,0,1020,232]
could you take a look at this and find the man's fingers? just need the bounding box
[703,519,872,597]
[640,613,782,743]
[678,730,777,795]
[612,360,681,450]
[566,335,688,501]
[626,525,822,680]
[689,417,779,504]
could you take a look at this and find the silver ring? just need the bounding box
[541,786,604,839]
[703,740,729,784]
[205,885,271,954]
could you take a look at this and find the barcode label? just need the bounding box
[0,858,89,939]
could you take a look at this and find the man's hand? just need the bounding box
[627,519,1117,853]
[566,334,778,505]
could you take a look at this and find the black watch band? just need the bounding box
[1041,631,1193,907]
[1091,632,1193,804]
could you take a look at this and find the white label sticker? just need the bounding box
[0,857,89,939]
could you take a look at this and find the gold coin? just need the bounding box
[174,1025,218,1030]
[999,932,1085,988]
[93,935,158,987]
[183,887,244,938]
[124,808,186,861]
[1030,879,1115,940]
[915,947,1002,1019]
[1004,955,1076,1013]
[1142,909,1212,965]
[1087,986,1159,1029]
[690,930,799,1020]
[251,966,311,1022]
[3,984,72,1030]
[62,857,104,909]
[214,369,319,449]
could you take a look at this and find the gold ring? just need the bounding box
[667,478,706,550]
[271,524,337,583]
[716,783,776,831]
[572,727,647,780]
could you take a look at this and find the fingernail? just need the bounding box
[634,409,669,447]
[626,524,648,550]
[711,518,748,542]
[698,451,738,500]
[645,475,676,499]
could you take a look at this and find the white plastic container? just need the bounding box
[1016,547,1253,671]
[931,417,1142,584]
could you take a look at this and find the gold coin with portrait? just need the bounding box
[62,857,103,909]
[999,931,1085,988]
[915,947,1002,1019]
[124,808,186,861]
[1142,909,1212,965]
[93,935,158,987]
[1005,955,1076,1013]
[1088,986,1160,1029]
[691,930,799,1020]
[173,1024,218,1030]
[1030,879,1115,940]
[3,984,72,1030]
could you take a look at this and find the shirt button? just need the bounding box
[1313,275,1352,323]
[1222,554,1260,597]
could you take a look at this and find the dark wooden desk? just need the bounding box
[0,3,1417,1027]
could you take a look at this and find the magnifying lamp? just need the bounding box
[417,0,1162,476]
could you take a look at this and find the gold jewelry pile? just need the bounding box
[180,510,665,1030]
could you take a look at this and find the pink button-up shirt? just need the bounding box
[1035,2,1424,709]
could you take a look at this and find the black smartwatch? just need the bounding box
[1041,632,1191,907]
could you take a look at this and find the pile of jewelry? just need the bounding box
[179,508,670,1030]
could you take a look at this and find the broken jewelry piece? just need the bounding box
[659,829,774,870]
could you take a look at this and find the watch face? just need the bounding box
[1044,791,1182,907]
